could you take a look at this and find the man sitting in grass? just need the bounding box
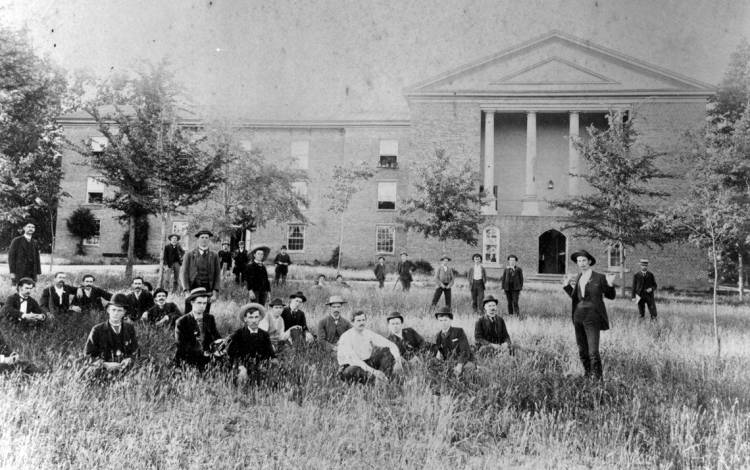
[337,310,402,384]
[474,294,513,356]
[385,311,427,361]
[141,288,181,328]
[1,277,46,327]
[40,272,81,317]
[83,293,138,376]
[281,291,315,346]
[125,277,154,322]
[227,303,277,384]
[259,298,291,353]
[317,295,352,352]
[75,274,112,317]
[433,306,476,378]
[173,288,223,370]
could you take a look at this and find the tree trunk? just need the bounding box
[337,211,345,272]
[738,245,744,301]
[711,237,721,360]
[620,244,626,297]
[48,214,55,273]
[125,213,136,279]
[157,212,167,288]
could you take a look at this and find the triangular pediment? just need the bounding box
[407,31,713,96]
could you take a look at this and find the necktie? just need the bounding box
[113,326,121,335]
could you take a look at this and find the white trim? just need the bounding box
[482,226,501,266]
[286,224,306,253]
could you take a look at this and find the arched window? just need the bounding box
[538,229,566,274]
[482,227,500,264]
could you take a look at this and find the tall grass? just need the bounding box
[0,273,748,468]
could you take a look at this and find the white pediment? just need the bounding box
[407,32,713,96]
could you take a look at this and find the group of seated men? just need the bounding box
[1,274,515,383]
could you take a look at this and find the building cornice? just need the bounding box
[57,116,410,129]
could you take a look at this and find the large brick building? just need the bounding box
[57,32,713,289]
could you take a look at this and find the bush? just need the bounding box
[412,258,433,275]
[66,207,99,256]
[326,246,340,267]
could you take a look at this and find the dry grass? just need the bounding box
[0,272,748,469]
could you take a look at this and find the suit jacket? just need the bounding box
[227,327,276,367]
[373,264,386,281]
[180,248,221,292]
[396,261,415,281]
[317,315,352,346]
[465,265,487,284]
[1,293,43,322]
[163,244,185,266]
[174,313,222,362]
[632,271,657,298]
[84,321,138,362]
[39,284,78,315]
[474,315,510,347]
[434,326,474,364]
[245,262,270,293]
[387,327,426,358]
[76,286,112,313]
[8,235,41,279]
[125,291,155,321]
[281,307,309,332]
[499,267,523,291]
[232,250,249,274]
[218,250,233,268]
[145,302,181,327]
[563,271,616,331]
[434,266,455,288]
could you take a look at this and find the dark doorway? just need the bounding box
[538,230,566,274]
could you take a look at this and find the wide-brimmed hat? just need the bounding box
[194,229,213,238]
[482,294,500,306]
[250,244,271,258]
[472,253,482,261]
[186,287,211,302]
[107,293,129,308]
[570,250,596,266]
[167,233,181,241]
[289,291,307,302]
[325,295,347,306]
[434,306,453,319]
[268,297,285,307]
[400,251,408,256]
[440,254,451,262]
[238,302,266,320]
[386,311,404,323]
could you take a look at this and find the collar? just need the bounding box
[247,327,259,334]
[23,234,32,241]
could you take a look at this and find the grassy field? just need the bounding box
[0,272,748,469]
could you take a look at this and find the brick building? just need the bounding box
[56,32,713,289]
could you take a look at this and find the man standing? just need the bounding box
[232,244,249,285]
[474,295,513,355]
[8,221,41,286]
[499,255,524,316]
[83,293,138,375]
[245,247,270,306]
[124,277,154,322]
[218,242,233,280]
[317,295,352,352]
[396,252,415,291]
[162,234,185,292]
[281,291,314,346]
[75,274,112,316]
[431,255,454,309]
[632,259,657,320]
[174,288,223,370]
[563,249,616,381]
[40,272,81,317]
[466,254,486,314]
[1,277,46,326]
[337,310,402,383]
[141,288,181,328]
[385,311,427,361]
[273,245,292,287]
[180,229,221,314]
[433,306,475,378]
[373,256,386,288]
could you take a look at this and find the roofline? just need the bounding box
[57,116,411,129]
[406,90,715,99]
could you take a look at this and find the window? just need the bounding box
[90,136,108,153]
[291,181,308,208]
[379,140,398,169]
[240,140,253,152]
[86,177,105,204]
[287,224,305,252]
[83,219,101,246]
[376,225,395,253]
[377,182,397,210]
[608,242,622,268]
[483,227,499,264]
[291,140,309,170]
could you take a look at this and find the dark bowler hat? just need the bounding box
[268,297,285,307]
[570,249,596,266]
[107,293,130,308]
[440,254,451,261]
[186,287,211,302]
[281,245,288,250]
[472,253,482,261]
[507,254,518,261]
[325,295,347,306]
[434,306,453,319]
[386,311,404,323]
[168,233,181,241]
[482,294,500,306]
[289,291,307,302]
[153,287,168,298]
[194,229,213,238]
[238,302,266,320]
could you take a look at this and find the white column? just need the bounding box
[482,111,496,214]
[521,111,539,216]
[568,112,580,196]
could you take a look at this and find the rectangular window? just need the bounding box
[291,181,308,208]
[375,225,395,254]
[377,181,397,210]
[608,243,622,267]
[83,219,101,246]
[287,224,305,252]
[291,140,309,170]
[86,177,105,204]
[378,140,399,168]
[90,136,108,153]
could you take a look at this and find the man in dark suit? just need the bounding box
[317,295,352,352]
[232,244,249,285]
[385,311,427,360]
[373,256,386,288]
[1,277,46,326]
[433,306,475,377]
[162,234,185,292]
[563,249,616,381]
[84,293,138,375]
[227,303,277,383]
[273,245,292,286]
[40,272,81,316]
[632,259,657,319]
[396,252,415,291]
[173,288,223,370]
[218,242,233,279]
[474,294,512,355]
[141,288,181,328]
[466,253,487,314]
[499,255,523,316]
[245,247,270,306]
[8,221,41,286]
[281,291,314,345]
[124,277,154,321]
[75,274,112,316]
[180,229,221,314]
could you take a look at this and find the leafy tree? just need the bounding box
[323,162,374,271]
[710,38,750,127]
[549,111,671,296]
[121,213,151,260]
[398,149,484,251]
[66,207,99,256]
[0,27,68,252]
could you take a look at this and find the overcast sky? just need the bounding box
[2,0,748,120]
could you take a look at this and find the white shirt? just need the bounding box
[23,234,32,242]
[259,315,288,342]
[19,297,28,314]
[337,328,401,368]
[54,285,65,305]
[579,270,592,298]
[473,265,483,280]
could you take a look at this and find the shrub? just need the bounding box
[66,207,99,256]
[412,258,433,275]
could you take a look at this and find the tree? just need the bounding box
[323,162,374,271]
[0,27,67,252]
[76,61,226,279]
[549,111,671,296]
[66,207,99,256]
[710,37,750,127]
[399,149,484,251]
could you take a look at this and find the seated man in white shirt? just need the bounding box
[337,310,402,384]
[259,298,291,353]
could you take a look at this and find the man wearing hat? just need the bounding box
[474,294,512,355]
[180,230,221,315]
[431,255,454,310]
[8,221,41,286]
[259,298,291,353]
[396,252,416,291]
[173,287,223,370]
[499,255,524,316]
[632,259,657,319]
[433,307,475,377]
[84,293,139,375]
[245,246,271,306]
[227,303,277,383]
[232,243,249,285]
[162,234,185,292]
[1,277,46,326]
[337,310,402,383]
[466,253,487,314]
[317,295,352,352]
[282,291,314,346]
[386,312,427,361]
[218,242,233,280]
[563,250,616,380]
[373,256,387,288]
[273,245,292,287]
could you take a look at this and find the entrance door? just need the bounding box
[538,230,566,274]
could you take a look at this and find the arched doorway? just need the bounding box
[538,230,566,274]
